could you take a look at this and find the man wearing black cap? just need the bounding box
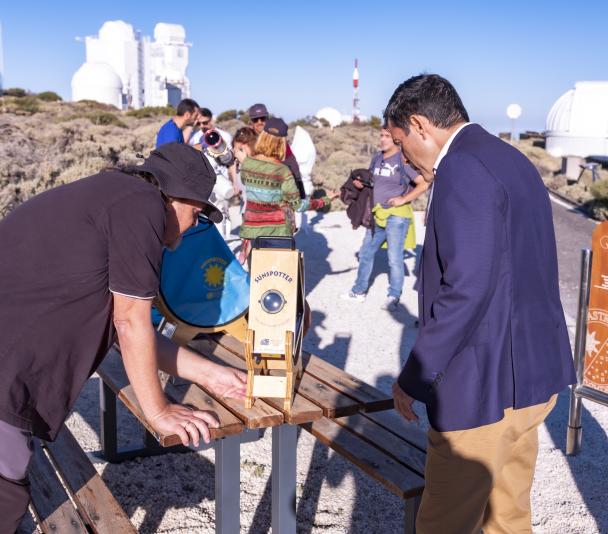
[247,103,306,199]
[0,143,247,532]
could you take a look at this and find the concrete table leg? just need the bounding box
[215,434,241,534]
[272,424,297,534]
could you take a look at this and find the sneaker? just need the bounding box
[381,297,399,311]
[340,290,366,303]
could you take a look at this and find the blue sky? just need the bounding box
[1,0,606,133]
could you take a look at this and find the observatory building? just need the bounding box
[71,20,191,109]
[546,81,608,159]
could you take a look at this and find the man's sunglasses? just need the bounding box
[251,117,267,123]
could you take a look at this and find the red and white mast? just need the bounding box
[352,58,360,123]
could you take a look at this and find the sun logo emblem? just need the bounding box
[204,264,225,287]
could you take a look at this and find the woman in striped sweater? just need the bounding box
[237,118,337,262]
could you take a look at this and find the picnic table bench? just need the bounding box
[26,424,135,533]
[96,333,427,533]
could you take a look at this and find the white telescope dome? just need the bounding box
[71,62,123,109]
[315,107,343,128]
[98,20,136,42]
[154,23,186,44]
[545,81,608,158]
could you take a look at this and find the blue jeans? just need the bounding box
[352,215,410,298]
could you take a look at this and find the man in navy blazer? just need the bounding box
[386,75,576,534]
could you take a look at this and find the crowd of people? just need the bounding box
[0,75,576,534]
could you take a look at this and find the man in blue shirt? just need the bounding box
[156,99,200,148]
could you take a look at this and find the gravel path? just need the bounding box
[55,210,606,533]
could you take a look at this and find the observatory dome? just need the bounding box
[315,107,343,128]
[98,20,135,42]
[71,62,123,109]
[545,81,608,158]
[154,23,186,44]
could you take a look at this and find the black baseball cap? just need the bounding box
[248,103,268,120]
[263,117,288,138]
[129,143,223,223]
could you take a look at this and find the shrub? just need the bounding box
[3,87,27,97]
[126,105,174,118]
[36,91,62,102]
[87,111,127,128]
[590,179,608,200]
[216,109,237,122]
[74,99,119,112]
[13,96,40,114]
[368,115,382,129]
[238,110,250,123]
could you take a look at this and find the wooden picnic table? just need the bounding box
[96,332,395,534]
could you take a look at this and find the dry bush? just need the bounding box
[0,103,159,217]
[126,106,174,119]
[3,102,595,220]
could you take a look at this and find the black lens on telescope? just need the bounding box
[260,290,285,314]
[204,130,221,147]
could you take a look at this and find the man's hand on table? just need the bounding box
[392,382,419,423]
[149,403,219,447]
[196,361,248,400]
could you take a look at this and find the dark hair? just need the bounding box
[176,98,200,116]
[384,74,469,133]
[199,107,213,119]
[233,126,258,152]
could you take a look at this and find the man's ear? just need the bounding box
[409,114,429,139]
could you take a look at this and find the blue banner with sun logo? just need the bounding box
[159,219,250,327]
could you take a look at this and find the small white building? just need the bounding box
[71,62,123,108]
[71,20,191,109]
[315,107,343,128]
[546,81,608,158]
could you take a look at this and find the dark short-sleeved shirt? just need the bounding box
[0,172,166,440]
[156,119,184,147]
[370,151,419,208]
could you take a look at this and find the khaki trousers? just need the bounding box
[416,395,556,534]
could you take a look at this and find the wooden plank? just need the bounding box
[189,338,284,429]
[29,440,88,533]
[304,355,393,412]
[97,348,242,445]
[252,375,287,397]
[45,426,136,534]
[163,381,244,438]
[296,373,361,418]
[262,388,322,425]
[363,410,428,452]
[209,333,393,413]
[193,337,322,425]
[332,414,426,476]
[301,417,424,499]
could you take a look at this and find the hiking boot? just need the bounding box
[340,291,365,303]
[381,297,399,311]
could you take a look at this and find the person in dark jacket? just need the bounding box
[388,74,575,534]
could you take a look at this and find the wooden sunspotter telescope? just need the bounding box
[245,237,305,411]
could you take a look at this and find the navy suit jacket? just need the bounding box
[398,124,576,432]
